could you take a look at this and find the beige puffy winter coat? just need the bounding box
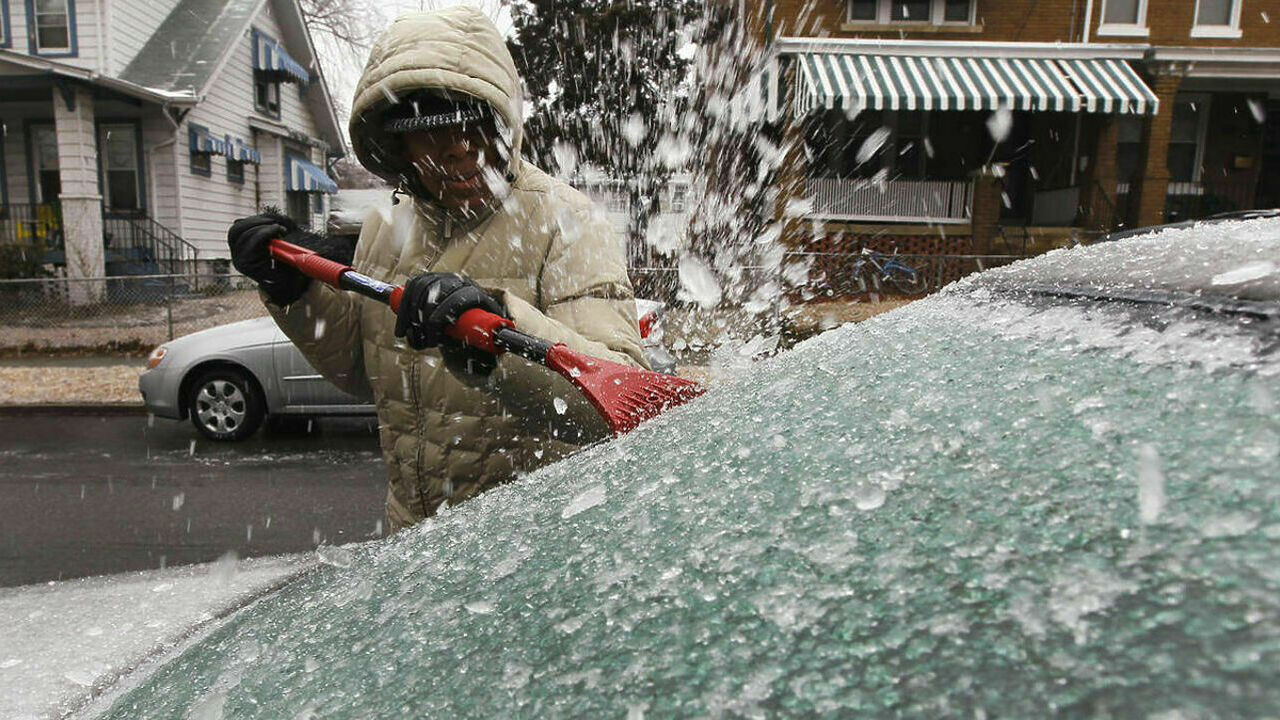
[267,7,646,531]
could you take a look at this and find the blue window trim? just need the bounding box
[95,119,147,215]
[24,0,78,58]
[0,0,13,49]
[188,123,214,177]
[227,158,246,184]
[24,119,55,206]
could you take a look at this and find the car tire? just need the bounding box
[188,368,265,442]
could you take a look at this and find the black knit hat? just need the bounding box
[382,91,492,134]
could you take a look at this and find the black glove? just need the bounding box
[394,273,507,358]
[227,213,311,306]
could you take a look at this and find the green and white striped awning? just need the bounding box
[795,54,1158,116]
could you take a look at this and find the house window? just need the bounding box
[1192,0,1242,37]
[311,192,324,216]
[850,0,876,20]
[255,75,281,116]
[1098,0,1149,36]
[286,191,310,228]
[1,0,12,48]
[1167,97,1209,184]
[891,0,929,21]
[848,0,974,24]
[99,124,142,213]
[227,159,245,184]
[30,0,74,54]
[30,124,60,204]
[190,152,211,175]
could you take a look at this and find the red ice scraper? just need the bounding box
[268,238,704,435]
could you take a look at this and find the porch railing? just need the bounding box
[1165,180,1258,222]
[806,178,972,224]
[103,213,200,281]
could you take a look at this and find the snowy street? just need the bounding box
[0,413,384,588]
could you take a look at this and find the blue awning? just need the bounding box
[286,156,337,194]
[253,29,310,84]
[188,125,231,156]
[234,139,262,164]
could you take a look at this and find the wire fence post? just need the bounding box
[166,283,175,341]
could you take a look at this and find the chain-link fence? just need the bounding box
[0,252,1032,353]
[0,274,269,352]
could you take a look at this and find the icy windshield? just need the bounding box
[91,283,1280,718]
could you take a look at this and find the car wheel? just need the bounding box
[188,368,265,441]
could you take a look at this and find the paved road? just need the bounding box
[0,412,386,588]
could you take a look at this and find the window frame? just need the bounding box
[846,0,976,26]
[25,120,60,206]
[254,74,282,118]
[1096,0,1150,37]
[25,0,78,57]
[1190,0,1243,38]
[188,123,214,177]
[227,158,246,184]
[285,190,310,228]
[96,120,146,216]
[0,0,13,49]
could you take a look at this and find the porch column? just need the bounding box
[54,82,105,304]
[774,61,808,251]
[1132,71,1184,228]
[1083,115,1121,231]
[969,170,1002,255]
[257,133,285,214]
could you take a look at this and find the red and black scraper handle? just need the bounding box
[268,238,704,435]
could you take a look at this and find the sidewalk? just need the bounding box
[0,356,145,407]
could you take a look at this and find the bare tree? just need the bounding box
[299,0,380,51]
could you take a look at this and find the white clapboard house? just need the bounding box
[0,0,343,299]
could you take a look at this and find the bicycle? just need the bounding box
[851,248,930,295]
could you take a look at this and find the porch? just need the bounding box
[0,203,198,280]
[780,40,1276,251]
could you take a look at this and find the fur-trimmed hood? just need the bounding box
[349,7,525,189]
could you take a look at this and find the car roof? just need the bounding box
[983,216,1280,304]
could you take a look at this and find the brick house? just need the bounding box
[0,0,344,300]
[703,0,1280,286]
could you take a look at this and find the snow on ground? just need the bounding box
[0,554,313,720]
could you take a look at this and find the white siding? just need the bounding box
[175,2,330,258]
[141,109,181,232]
[7,0,28,54]
[105,0,183,76]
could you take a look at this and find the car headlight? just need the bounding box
[146,346,168,369]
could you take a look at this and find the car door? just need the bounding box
[271,329,372,413]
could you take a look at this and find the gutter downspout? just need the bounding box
[158,106,186,249]
[1082,0,1094,43]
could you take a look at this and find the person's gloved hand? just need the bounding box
[227,213,311,306]
[394,273,508,373]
